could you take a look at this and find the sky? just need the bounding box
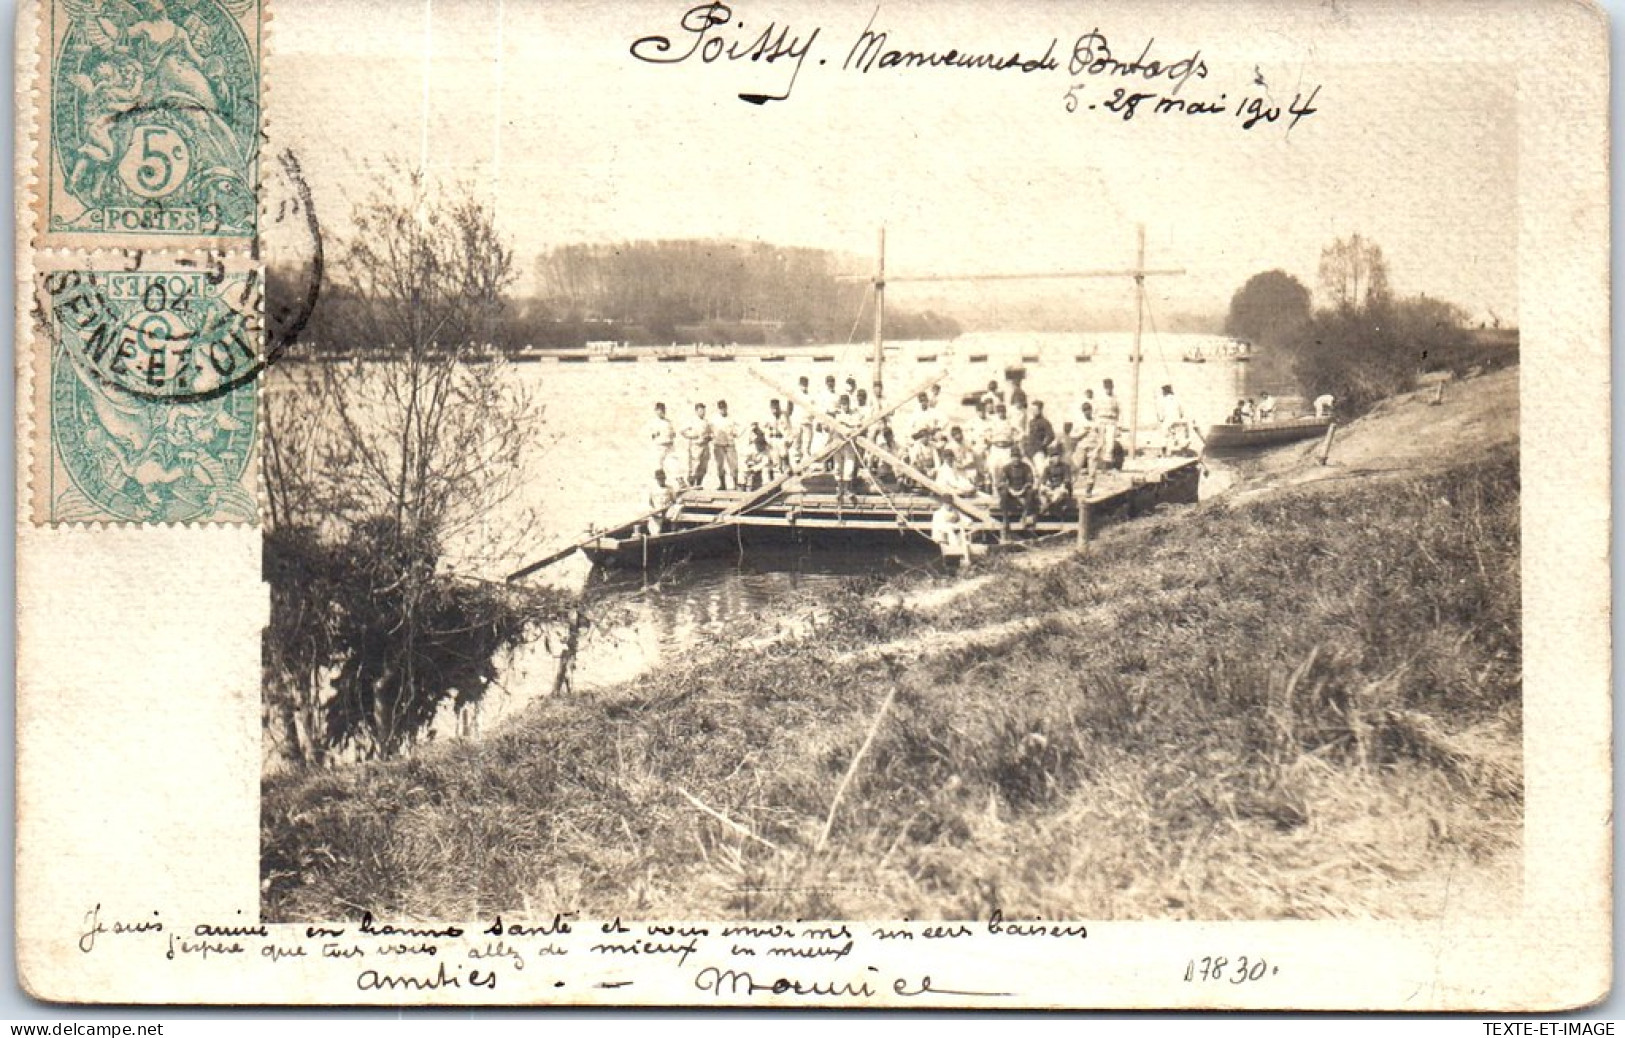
[268,0,1521,325]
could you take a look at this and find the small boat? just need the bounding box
[1181,352,1207,364]
[1203,416,1332,451]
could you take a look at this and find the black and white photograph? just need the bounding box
[12,0,1611,1009]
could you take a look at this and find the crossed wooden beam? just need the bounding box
[745,368,999,528]
[510,366,991,579]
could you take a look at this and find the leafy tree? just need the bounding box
[1317,233,1392,314]
[1225,269,1311,347]
[263,170,569,763]
[1290,294,1473,415]
[1224,236,1475,416]
[1289,305,1414,415]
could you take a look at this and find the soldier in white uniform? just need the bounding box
[646,401,678,481]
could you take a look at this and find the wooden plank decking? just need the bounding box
[571,456,1201,569]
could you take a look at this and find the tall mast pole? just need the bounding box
[872,227,886,406]
[1129,223,1145,458]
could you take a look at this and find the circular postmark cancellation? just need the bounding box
[51,0,260,237]
[44,268,264,402]
[260,148,325,369]
[32,142,321,523]
[43,268,261,523]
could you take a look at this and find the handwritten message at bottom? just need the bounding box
[74,904,1114,1004]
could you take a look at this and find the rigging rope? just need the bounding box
[1140,285,1176,385]
[845,285,870,345]
[838,282,873,384]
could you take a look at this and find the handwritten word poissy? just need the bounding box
[630,2,821,105]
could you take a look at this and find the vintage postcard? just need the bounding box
[13,0,1611,1009]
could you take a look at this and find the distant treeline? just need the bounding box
[269,239,963,355]
[534,239,962,346]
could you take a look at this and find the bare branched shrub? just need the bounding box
[263,167,568,763]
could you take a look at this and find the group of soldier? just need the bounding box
[642,372,1198,532]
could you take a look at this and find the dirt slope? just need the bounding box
[1230,366,1519,496]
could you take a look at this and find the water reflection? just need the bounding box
[477,545,941,730]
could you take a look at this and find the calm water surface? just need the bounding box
[282,331,1256,731]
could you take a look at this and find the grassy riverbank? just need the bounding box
[263,376,1522,922]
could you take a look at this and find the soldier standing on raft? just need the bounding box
[647,401,677,482]
[1095,379,1122,471]
[832,394,861,504]
[1025,400,1055,464]
[1157,384,1192,456]
[683,402,711,489]
[710,399,740,491]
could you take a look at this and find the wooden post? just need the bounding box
[1076,498,1094,548]
[1128,224,1145,459]
[1318,422,1339,466]
[1431,380,1446,405]
[872,227,886,408]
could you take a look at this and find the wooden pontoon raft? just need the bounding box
[575,459,1200,571]
[508,226,1200,581]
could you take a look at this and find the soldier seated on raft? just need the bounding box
[996,451,1040,534]
[1258,391,1277,422]
[647,469,678,536]
[930,494,967,555]
[742,427,771,490]
[1037,443,1073,516]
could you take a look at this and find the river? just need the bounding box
[275,330,1259,735]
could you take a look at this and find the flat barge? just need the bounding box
[575,458,1200,571]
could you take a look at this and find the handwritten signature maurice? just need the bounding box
[629,1,1320,131]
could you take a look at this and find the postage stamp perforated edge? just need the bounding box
[25,250,264,527]
[16,0,45,531]
[16,0,273,527]
[25,0,263,252]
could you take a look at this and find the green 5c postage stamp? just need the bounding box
[38,0,261,245]
[36,267,260,523]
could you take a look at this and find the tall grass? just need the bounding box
[263,447,1520,921]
